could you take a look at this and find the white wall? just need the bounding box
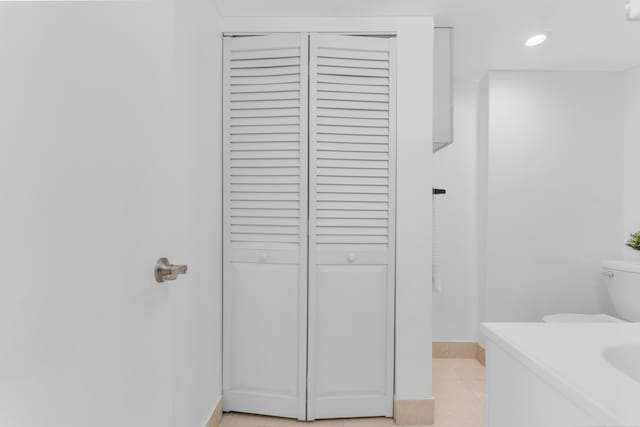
[437,69,638,339]
[394,18,434,403]
[0,2,222,426]
[220,17,434,403]
[479,72,624,323]
[432,80,479,341]
[476,76,490,336]
[623,65,640,262]
[173,1,223,425]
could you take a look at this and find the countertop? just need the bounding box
[481,323,640,427]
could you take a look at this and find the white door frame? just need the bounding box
[220,16,435,412]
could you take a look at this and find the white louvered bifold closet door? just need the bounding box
[222,33,309,420]
[307,34,396,419]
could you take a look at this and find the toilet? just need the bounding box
[543,260,640,323]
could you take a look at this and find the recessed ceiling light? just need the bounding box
[628,0,640,20]
[525,33,549,47]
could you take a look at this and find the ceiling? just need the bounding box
[215,0,640,80]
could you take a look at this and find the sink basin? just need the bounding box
[604,344,640,384]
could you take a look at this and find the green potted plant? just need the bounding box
[626,231,640,251]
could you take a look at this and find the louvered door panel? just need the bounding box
[222,34,308,420]
[307,34,396,420]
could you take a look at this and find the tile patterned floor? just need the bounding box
[431,358,485,427]
[220,358,485,427]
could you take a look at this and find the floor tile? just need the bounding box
[432,359,463,378]
[452,360,485,380]
[222,413,311,427]
[433,378,478,401]
[462,378,486,400]
[222,358,486,427]
[432,358,485,427]
[343,417,394,427]
[310,419,345,427]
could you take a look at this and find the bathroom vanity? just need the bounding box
[481,323,640,427]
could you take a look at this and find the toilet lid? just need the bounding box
[542,313,626,323]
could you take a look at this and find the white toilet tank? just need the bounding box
[602,260,640,322]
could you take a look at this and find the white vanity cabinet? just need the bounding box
[482,323,640,427]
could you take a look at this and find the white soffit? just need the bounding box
[216,0,640,80]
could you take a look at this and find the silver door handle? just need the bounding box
[601,270,614,278]
[155,257,188,283]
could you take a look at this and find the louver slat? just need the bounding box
[231,175,300,184]
[316,209,388,219]
[317,91,389,103]
[231,209,299,218]
[231,184,300,192]
[230,57,300,68]
[317,83,388,94]
[316,47,389,61]
[231,192,299,201]
[231,99,300,110]
[230,125,299,135]
[317,218,388,227]
[317,142,388,152]
[230,133,300,143]
[318,184,388,193]
[317,116,389,127]
[231,225,300,235]
[230,91,301,102]
[231,74,300,85]
[230,167,300,176]
[231,142,300,151]
[231,83,301,93]
[230,47,300,60]
[316,167,388,177]
[316,133,388,144]
[317,151,388,161]
[317,108,388,119]
[317,57,389,69]
[231,107,300,118]
[316,125,388,136]
[317,74,388,86]
[317,99,388,111]
[317,175,388,186]
[231,65,300,77]
[230,217,299,226]
[231,117,299,127]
